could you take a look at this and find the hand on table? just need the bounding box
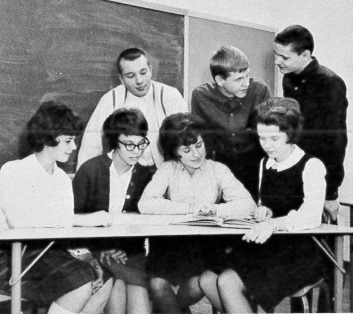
[242,221,274,244]
[193,201,217,216]
[254,206,273,220]
[323,199,340,223]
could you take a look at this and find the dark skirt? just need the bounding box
[222,235,326,312]
[0,246,96,307]
[147,236,206,286]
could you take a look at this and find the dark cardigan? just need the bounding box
[73,154,156,254]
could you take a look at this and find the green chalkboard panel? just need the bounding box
[0,0,184,170]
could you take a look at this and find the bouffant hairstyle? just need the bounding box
[210,46,250,80]
[159,113,205,161]
[275,25,314,55]
[103,108,148,151]
[24,101,83,153]
[254,97,303,144]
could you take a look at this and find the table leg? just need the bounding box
[334,235,344,313]
[350,206,353,313]
[11,242,22,314]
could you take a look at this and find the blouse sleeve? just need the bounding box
[213,163,257,217]
[138,163,189,215]
[285,158,326,231]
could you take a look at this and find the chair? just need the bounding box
[285,278,329,313]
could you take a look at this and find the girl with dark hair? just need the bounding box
[139,112,256,314]
[199,98,327,313]
[73,108,155,314]
[0,101,113,314]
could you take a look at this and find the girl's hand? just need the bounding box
[242,221,275,244]
[100,249,128,265]
[194,202,217,216]
[254,206,273,220]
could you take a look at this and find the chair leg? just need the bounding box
[301,295,310,313]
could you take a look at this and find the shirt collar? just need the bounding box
[108,151,135,176]
[265,145,304,172]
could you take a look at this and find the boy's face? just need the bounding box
[216,68,250,98]
[119,55,152,97]
[274,43,307,74]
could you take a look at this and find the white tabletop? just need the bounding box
[0,214,353,241]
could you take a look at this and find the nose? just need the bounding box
[274,55,282,65]
[135,74,143,85]
[70,141,77,151]
[191,147,201,158]
[242,76,250,88]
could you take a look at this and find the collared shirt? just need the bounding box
[0,154,73,228]
[107,152,134,215]
[139,159,256,217]
[191,78,270,154]
[260,145,326,231]
[77,81,188,169]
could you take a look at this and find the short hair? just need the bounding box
[103,108,148,151]
[116,47,149,75]
[159,113,205,161]
[254,97,303,144]
[210,46,250,80]
[275,25,314,55]
[25,101,83,153]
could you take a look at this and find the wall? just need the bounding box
[142,0,353,199]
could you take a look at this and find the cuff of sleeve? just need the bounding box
[325,189,339,201]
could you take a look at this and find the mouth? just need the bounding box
[136,85,147,92]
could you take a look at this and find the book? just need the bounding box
[173,215,266,229]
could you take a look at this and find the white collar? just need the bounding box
[108,151,135,176]
[265,145,305,172]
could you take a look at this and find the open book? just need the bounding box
[173,215,266,229]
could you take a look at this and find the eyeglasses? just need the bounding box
[117,138,150,151]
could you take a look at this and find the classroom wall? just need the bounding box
[142,0,353,199]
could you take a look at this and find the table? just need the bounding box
[340,198,353,312]
[1,217,353,314]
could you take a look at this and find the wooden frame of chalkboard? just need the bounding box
[0,0,277,171]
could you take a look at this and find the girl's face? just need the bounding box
[47,135,77,163]
[177,135,206,175]
[257,123,293,163]
[114,134,147,167]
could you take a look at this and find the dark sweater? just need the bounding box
[283,57,348,200]
[73,154,156,254]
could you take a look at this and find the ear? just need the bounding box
[301,50,311,62]
[214,75,224,87]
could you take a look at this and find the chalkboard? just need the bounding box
[187,15,276,103]
[0,0,184,171]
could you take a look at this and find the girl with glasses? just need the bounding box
[73,108,155,314]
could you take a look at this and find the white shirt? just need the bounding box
[260,145,327,231]
[139,159,257,217]
[108,152,134,215]
[0,154,73,228]
[77,81,188,169]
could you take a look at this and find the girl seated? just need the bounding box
[0,101,112,314]
[138,112,257,314]
[73,108,155,314]
[199,97,327,313]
